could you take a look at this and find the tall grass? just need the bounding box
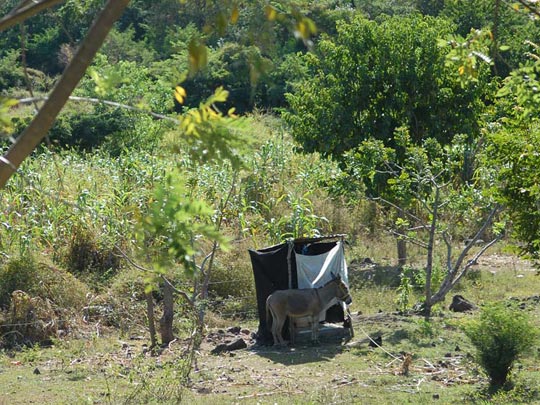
[1,114,371,329]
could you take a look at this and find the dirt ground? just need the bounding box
[186,254,540,404]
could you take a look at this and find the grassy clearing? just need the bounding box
[0,261,539,404]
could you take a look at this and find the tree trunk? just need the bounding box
[396,209,407,267]
[0,0,131,188]
[146,291,157,349]
[397,238,407,267]
[423,186,440,319]
[159,281,175,345]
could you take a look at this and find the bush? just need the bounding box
[62,225,121,285]
[462,302,538,389]
[0,50,25,90]
[0,255,89,310]
[0,255,89,347]
[0,255,37,309]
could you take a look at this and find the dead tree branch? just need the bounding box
[0,0,65,32]
[17,96,180,123]
[0,0,131,188]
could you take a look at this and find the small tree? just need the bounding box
[346,129,503,317]
[462,303,538,389]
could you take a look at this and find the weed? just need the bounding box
[462,302,538,389]
[412,318,439,340]
[396,274,413,313]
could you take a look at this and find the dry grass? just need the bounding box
[1,255,539,404]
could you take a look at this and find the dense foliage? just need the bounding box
[284,14,488,157]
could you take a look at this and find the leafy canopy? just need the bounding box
[284,14,489,159]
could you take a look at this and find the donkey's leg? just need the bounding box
[275,314,287,346]
[311,316,320,345]
[289,317,295,346]
[269,307,280,346]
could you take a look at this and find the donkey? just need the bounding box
[266,275,352,346]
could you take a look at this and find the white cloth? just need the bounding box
[294,241,349,322]
[295,241,349,289]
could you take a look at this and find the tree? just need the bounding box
[483,45,540,263]
[285,14,487,156]
[345,130,502,317]
[284,13,490,264]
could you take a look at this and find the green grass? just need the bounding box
[1,263,539,404]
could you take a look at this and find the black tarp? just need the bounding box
[249,237,347,344]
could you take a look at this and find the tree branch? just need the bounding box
[113,245,195,307]
[371,196,425,225]
[17,96,180,123]
[451,234,504,286]
[389,230,428,249]
[0,0,65,32]
[451,204,501,274]
[442,230,452,275]
[514,0,540,19]
[0,0,131,188]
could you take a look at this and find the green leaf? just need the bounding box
[188,38,208,75]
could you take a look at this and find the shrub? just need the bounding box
[0,255,89,347]
[62,225,121,285]
[0,50,25,90]
[0,254,89,310]
[462,302,538,389]
[0,255,37,309]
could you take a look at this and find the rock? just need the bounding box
[227,338,248,350]
[368,336,382,347]
[361,257,374,265]
[449,295,477,312]
[211,338,247,355]
[227,326,241,334]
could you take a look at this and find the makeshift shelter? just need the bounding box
[249,235,353,344]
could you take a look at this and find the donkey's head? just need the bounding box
[330,273,352,305]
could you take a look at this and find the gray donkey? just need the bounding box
[266,275,352,346]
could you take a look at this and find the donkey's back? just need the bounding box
[267,288,321,318]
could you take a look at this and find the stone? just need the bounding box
[449,295,476,312]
